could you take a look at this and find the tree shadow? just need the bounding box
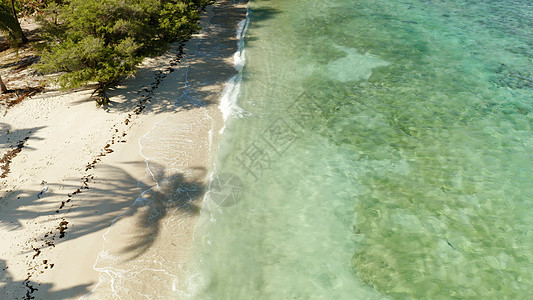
[0,123,45,149]
[249,7,281,26]
[0,162,207,297]
[0,55,40,70]
[97,1,250,115]
[0,1,253,297]
[0,259,92,299]
[0,124,45,181]
[1,162,206,254]
[113,166,205,260]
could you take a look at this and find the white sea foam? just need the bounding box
[218,10,250,133]
[183,6,252,299]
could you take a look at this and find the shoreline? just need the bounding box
[0,1,247,298]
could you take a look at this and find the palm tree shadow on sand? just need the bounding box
[85,164,208,298]
[116,166,206,260]
[0,162,207,298]
[72,163,206,260]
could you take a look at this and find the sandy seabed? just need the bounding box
[0,1,247,298]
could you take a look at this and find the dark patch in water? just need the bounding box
[494,64,533,89]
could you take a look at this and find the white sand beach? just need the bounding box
[0,1,247,298]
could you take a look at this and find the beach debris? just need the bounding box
[103,144,114,154]
[43,239,54,248]
[0,137,29,178]
[81,175,92,187]
[32,248,41,259]
[4,86,44,109]
[12,40,188,300]
[37,185,48,199]
[85,157,101,171]
[24,280,38,299]
[57,219,68,238]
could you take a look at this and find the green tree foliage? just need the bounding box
[36,0,210,105]
[1,0,50,17]
[0,0,28,45]
[16,0,52,16]
[0,10,23,47]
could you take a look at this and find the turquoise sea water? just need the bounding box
[190,0,533,298]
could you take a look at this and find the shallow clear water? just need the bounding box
[190,0,533,298]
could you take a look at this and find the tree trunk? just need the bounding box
[0,75,7,93]
[10,0,28,44]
